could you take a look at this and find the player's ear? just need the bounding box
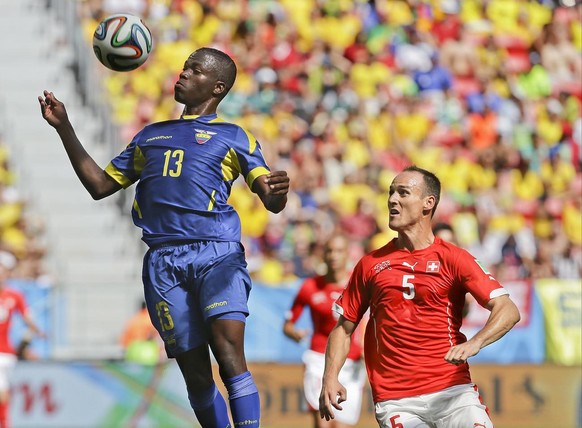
[214,81,226,97]
[423,195,436,212]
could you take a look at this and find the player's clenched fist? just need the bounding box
[264,171,290,195]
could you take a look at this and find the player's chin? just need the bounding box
[388,218,402,230]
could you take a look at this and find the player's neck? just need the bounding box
[396,227,435,252]
[326,270,349,285]
[183,100,218,117]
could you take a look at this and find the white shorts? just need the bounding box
[375,384,492,428]
[0,353,17,391]
[302,349,367,425]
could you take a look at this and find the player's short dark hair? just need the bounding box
[432,222,453,235]
[195,47,237,98]
[403,165,441,216]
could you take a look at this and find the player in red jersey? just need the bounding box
[319,166,520,428]
[0,251,45,428]
[284,235,366,428]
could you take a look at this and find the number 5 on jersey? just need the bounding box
[402,275,415,299]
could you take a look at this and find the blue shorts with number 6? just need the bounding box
[142,240,251,358]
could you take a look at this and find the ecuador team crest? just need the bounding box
[194,129,215,144]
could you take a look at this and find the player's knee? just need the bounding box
[187,383,219,410]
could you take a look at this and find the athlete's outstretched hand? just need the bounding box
[38,90,69,129]
[319,377,347,421]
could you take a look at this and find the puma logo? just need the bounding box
[402,261,418,271]
[473,423,487,428]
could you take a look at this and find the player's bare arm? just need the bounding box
[319,315,356,421]
[38,90,122,199]
[252,170,289,213]
[445,294,520,365]
[282,320,310,343]
[22,312,46,339]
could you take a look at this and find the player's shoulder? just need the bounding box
[365,239,398,259]
[0,286,24,298]
[136,119,181,139]
[434,237,472,257]
[190,115,241,131]
[432,237,479,269]
[210,117,259,141]
[357,239,398,270]
[300,275,325,290]
[142,119,180,130]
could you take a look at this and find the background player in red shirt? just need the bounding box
[0,251,45,428]
[283,235,366,428]
[319,166,520,428]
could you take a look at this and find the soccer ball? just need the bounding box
[92,13,153,72]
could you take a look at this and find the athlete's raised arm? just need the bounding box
[38,90,122,199]
[252,170,289,213]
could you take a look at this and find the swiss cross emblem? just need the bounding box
[426,261,440,272]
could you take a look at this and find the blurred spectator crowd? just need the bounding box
[0,135,51,284]
[77,0,581,286]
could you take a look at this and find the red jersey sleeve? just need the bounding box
[286,278,314,323]
[14,291,28,315]
[333,259,370,325]
[451,247,508,307]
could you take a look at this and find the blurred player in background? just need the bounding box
[120,301,162,365]
[432,222,470,318]
[0,251,45,428]
[432,222,457,245]
[38,47,289,428]
[319,166,520,428]
[283,234,366,428]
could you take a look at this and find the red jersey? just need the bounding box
[287,276,363,361]
[334,237,508,402]
[0,287,27,354]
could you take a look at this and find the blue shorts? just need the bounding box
[142,240,251,358]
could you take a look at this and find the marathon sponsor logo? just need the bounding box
[205,300,228,311]
[145,135,173,142]
[234,420,259,426]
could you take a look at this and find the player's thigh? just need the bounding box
[432,384,492,428]
[142,247,206,356]
[375,409,432,428]
[375,397,434,428]
[436,405,492,428]
[335,359,366,425]
[197,241,252,320]
[302,350,324,411]
[0,353,16,392]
